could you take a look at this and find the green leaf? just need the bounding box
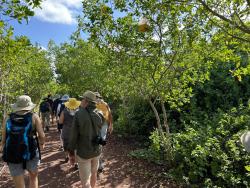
[245,165,250,172]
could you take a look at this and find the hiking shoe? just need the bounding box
[59,146,64,151]
[98,161,104,173]
[64,157,69,163]
[98,166,104,173]
[74,164,78,170]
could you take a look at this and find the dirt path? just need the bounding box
[0,124,178,188]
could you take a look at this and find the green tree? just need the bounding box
[78,0,214,133]
[196,0,250,38]
[0,0,42,23]
[0,30,53,119]
[49,39,107,97]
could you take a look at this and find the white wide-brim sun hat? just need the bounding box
[11,95,36,112]
[240,131,250,152]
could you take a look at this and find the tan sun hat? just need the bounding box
[11,95,36,112]
[94,92,102,99]
[80,90,96,103]
[240,131,250,152]
[64,98,81,110]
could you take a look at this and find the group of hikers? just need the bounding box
[0,90,113,188]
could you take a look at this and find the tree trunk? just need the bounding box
[3,93,8,119]
[148,99,163,132]
[161,100,169,133]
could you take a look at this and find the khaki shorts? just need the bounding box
[77,155,100,184]
[8,150,40,177]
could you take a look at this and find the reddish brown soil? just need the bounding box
[0,124,179,188]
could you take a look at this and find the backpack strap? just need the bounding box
[30,113,42,161]
[85,108,100,137]
[23,113,34,169]
[22,113,41,164]
[35,134,41,161]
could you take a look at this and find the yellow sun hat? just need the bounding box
[64,98,81,110]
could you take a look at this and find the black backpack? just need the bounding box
[2,113,39,167]
[52,98,61,112]
[40,101,50,113]
[58,103,65,117]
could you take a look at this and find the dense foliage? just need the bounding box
[1,0,249,187]
[0,26,54,118]
[50,1,249,186]
[0,0,42,23]
[114,97,155,136]
[0,0,53,140]
[48,39,107,97]
[169,105,250,187]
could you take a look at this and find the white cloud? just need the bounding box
[40,46,47,51]
[34,0,82,25]
[58,0,83,8]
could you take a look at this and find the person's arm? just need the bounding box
[38,104,41,117]
[33,114,45,149]
[56,103,61,120]
[0,118,7,152]
[59,111,64,125]
[68,113,79,164]
[49,106,52,114]
[106,104,113,134]
[48,101,53,114]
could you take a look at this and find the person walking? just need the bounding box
[52,94,61,123]
[56,94,69,150]
[56,94,69,132]
[46,94,54,124]
[58,98,80,166]
[39,97,51,132]
[95,92,113,138]
[1,95,45,188]
[95,92,113,172]
[68,91,103,188]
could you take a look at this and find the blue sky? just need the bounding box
[11,18,78,47]
[10,0,83,48]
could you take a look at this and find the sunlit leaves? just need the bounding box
[0,26,53,112]
[0,0,42,23]
[50,39,107,97]
[77,1,218,117]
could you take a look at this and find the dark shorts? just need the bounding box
[7,151,40,177]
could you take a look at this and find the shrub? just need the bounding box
[114,97,155,137]
[170,105,250,187]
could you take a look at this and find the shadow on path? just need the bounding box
[0,123,179,188]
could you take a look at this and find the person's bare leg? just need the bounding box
[51,113,54,125]
[90,157,99,188]
[80,170,91,188]
[78,157,91,188]
[12,175,25,188]
[90,172,97,188]
[64,151,69,163]
[28,170,38,188]
[41,114,46,131]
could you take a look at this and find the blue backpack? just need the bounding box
[2,113,39,167]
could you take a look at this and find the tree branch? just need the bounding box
[246,0,250,7]
[198,0,250,34]
[208,17,250,43]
